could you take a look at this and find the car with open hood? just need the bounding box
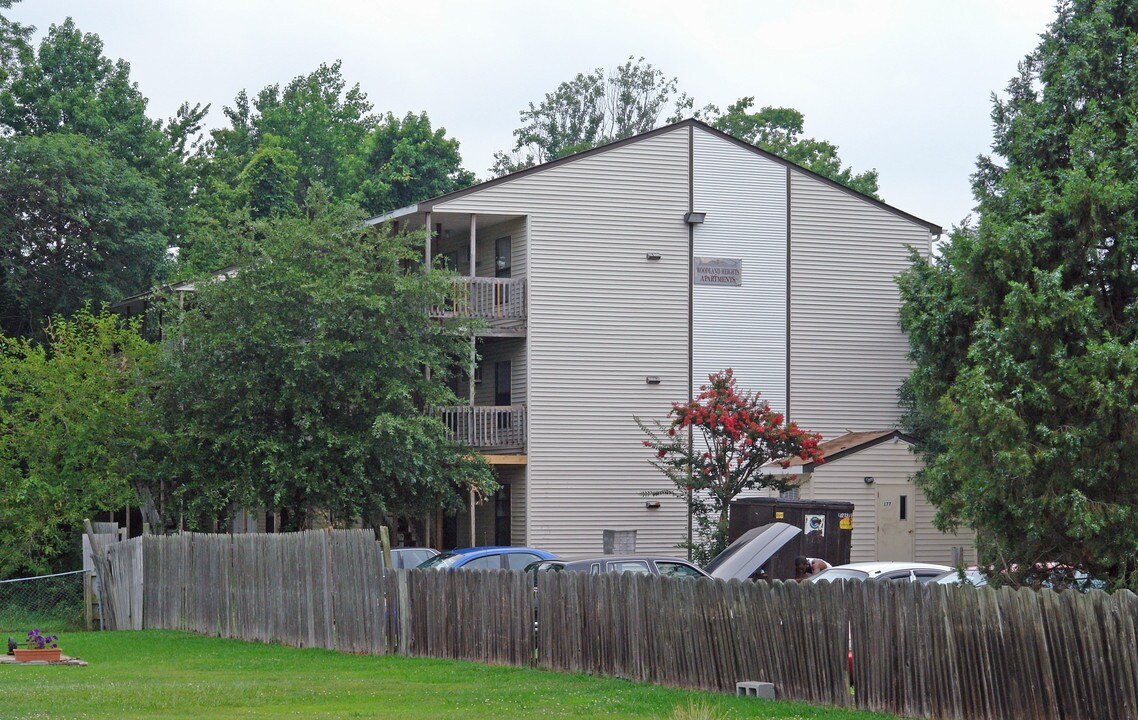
[703,522,802,581]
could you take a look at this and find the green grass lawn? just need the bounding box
[0,631,895,719]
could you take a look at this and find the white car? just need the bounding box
[808,561,953,584]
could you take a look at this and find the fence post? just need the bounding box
[379,526,393,570]
[397,570,411,656]
[83,572,93,631]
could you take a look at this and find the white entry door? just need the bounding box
[876,484,914,561]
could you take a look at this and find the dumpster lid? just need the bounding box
[704,522,801,580]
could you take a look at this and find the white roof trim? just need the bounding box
[363,203,419,226]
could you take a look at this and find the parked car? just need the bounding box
[932,565,1107,591]
[932,568,986,586]
[524,555,710,579]
[808,561,953,584]
[387,547,439,570]
[416,546,557,570]
[703,522,802,581]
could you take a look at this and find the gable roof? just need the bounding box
[766,429,917,473]
[365,119,942,234]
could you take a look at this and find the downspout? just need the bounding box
[687,124,695,559]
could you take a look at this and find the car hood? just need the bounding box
[704,522,801,581]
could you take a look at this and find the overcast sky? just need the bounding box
[12,1,1058,232]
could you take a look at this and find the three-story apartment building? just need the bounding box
[370,119,974,564]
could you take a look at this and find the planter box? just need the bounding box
[13,648,61,663]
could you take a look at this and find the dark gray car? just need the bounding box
[525,555,709,578]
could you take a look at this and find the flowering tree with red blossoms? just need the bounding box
[637,369,825,564]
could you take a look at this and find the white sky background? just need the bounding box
[12,1,1057,232]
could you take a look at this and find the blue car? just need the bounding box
[417,546,556,571]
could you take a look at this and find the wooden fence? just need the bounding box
[92,532,1138,720]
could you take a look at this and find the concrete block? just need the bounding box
[602,529,636,554]
[735,681,777,699]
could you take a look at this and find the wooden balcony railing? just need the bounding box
[431,277,526,320]
[434,404,526,450]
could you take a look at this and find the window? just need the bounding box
[656,561,704,579]
[883,571,915,582]
[506,553,539,570]
[494,237,512,278]
[495,485,512,547]
[495,361,512,407]
[463,554,500,570]
[607,561,652,575]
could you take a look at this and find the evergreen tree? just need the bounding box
[898,0,1138,588]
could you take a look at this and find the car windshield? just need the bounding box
[809,568,868,583]
[657,561,704,579]
[391,549,435,568]
[934,569,987,586]
[416,553,465,569]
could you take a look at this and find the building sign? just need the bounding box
[693,257,742,287]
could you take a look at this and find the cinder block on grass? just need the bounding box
[735,681,776,699]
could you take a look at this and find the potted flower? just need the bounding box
[12,629,61,662]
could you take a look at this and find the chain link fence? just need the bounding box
[0,570,89,636]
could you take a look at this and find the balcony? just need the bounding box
[434,404,526,452]
[431,277,526,336]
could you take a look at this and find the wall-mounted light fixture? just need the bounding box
[863,476,875,485]
[645,501,662,510]
[646,252,662,261]
[684,211,706,225]
[645,376,661,385]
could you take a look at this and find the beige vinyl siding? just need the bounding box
[474,338,526,406]
[914,481,975,566]
[799,464,877,563]
[436,129,691,556]
[801,438,975,564]
[431,215,526,279]
[788,171,932,439]
[475,216,526,279]
[505,465,527,546]
[691,128,788,406]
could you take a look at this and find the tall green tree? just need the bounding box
[0,133,168,337]
[491,57,879,196]
[0,0,31,87]
[0,18,204,335]
[186,64,475,270]
[0,19,169,177]
[160,194,495,531]
[195,62,374,214]
[491,56,685,175]
[253,61,374,201]
[0,308,161,577]
[236,134,300,220]
[356,111,476,215]
[898,0,1138,589]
